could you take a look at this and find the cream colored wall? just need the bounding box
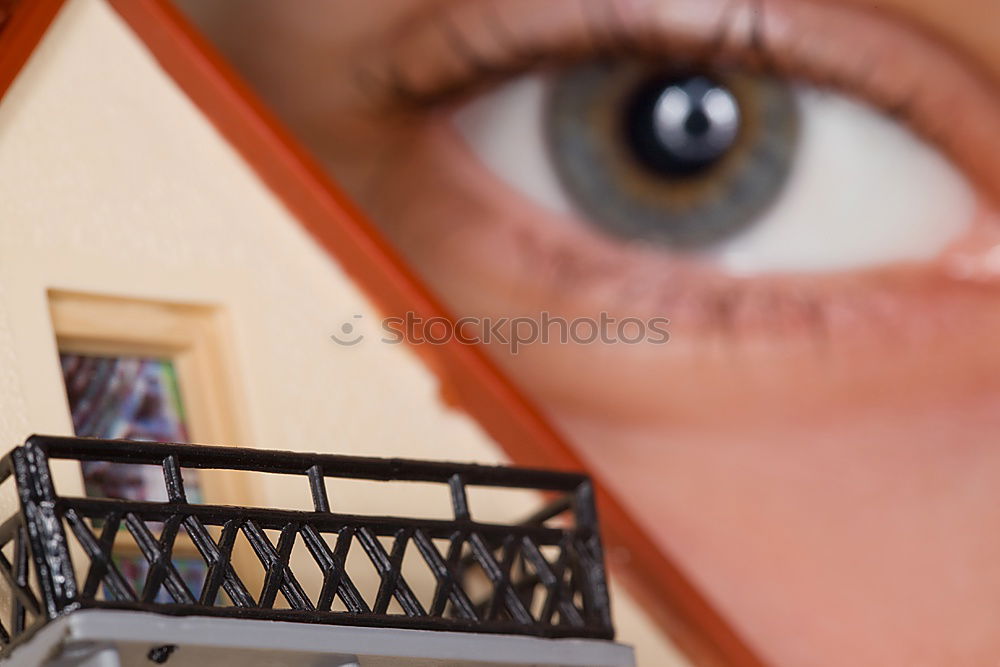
[0,1,686,664]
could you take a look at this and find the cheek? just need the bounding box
[558,398,1000,664]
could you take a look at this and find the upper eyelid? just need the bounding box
[356,0,1000,204]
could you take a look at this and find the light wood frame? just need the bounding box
[49,290,254,561]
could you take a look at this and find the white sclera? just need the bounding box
[713,88,974,273]
[454,75,976,274]
[453,74,575,219]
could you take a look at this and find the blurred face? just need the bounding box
[184,0,1000,664]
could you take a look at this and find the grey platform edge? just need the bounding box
[2,609,636,667]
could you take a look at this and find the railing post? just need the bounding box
[448,473,470,522]
[306,464,330,512]
[11,441,77,618]
[573,480,612,633]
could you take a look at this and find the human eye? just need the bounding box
[457,66,973,274]
[354,0,1000,346]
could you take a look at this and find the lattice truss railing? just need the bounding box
[0,435,613,654]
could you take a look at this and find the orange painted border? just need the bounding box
[1,0,766,664]
[0,0,64,103]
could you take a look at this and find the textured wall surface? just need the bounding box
[0,1,685,663]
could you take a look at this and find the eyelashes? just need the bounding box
[359,0,778,107]
[356,0,1000,202]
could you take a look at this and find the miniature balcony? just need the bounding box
[0,435,633,666]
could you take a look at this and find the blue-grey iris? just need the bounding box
[546,63,799,249]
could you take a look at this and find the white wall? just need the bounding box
[0,1,686,663]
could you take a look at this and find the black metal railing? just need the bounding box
[0,435,613,655]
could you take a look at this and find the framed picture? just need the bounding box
[61,352,206,503]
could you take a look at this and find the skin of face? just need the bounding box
[178,1,1000,664]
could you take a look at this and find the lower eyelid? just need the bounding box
[363,0,1000,203]
[338,109,997,374]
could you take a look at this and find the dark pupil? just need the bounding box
[685,109,711,136]
[624,74,741,178]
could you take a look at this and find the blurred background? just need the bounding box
[168,1,1000,664]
